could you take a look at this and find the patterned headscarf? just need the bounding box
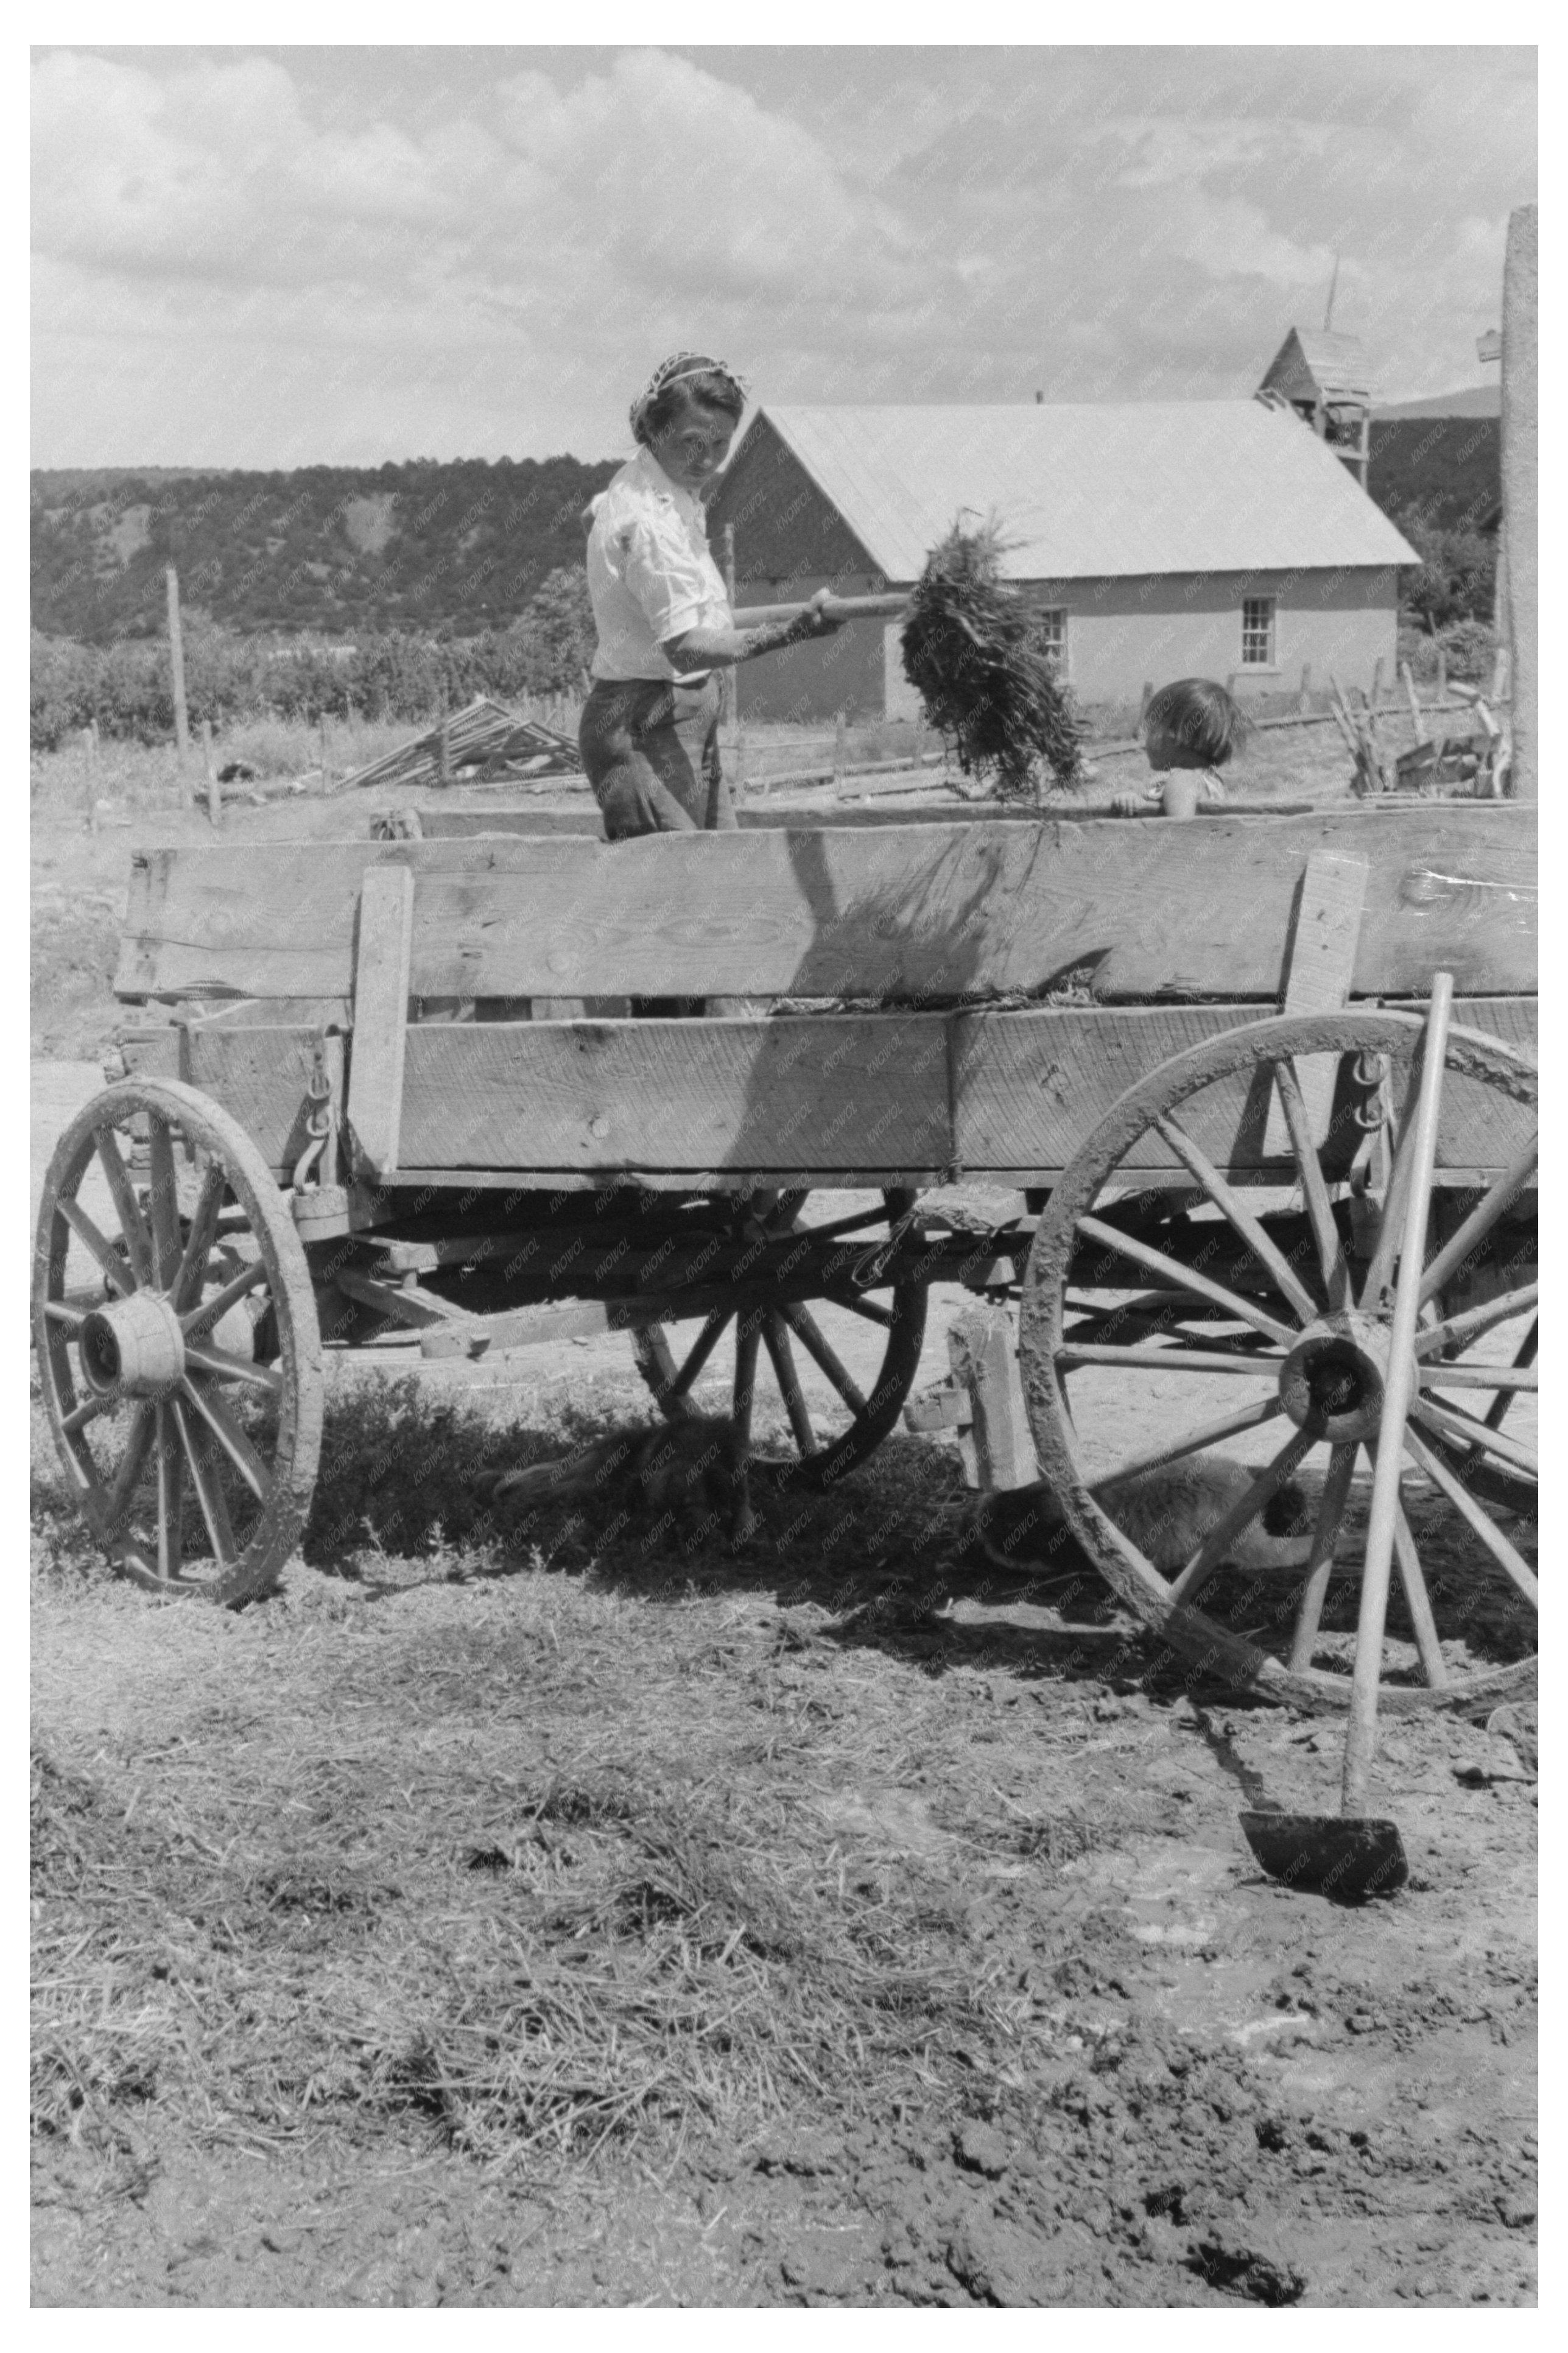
[629,351,750,443]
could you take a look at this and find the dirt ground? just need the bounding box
[29,748,1536,2310]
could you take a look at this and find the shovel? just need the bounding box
[1240,974,1456,1900]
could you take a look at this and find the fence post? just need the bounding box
[1298,662,1312,716]
[165,566,190,764]
[201,719,220,828]
[1371,656,1385,707]
[1436,644,1448,705]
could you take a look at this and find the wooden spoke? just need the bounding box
[180,1255,270,1337]
[1167,1428,1320,1606]
[1418,1137,1539,1309]
[731,1318,761,1454]
[1088,1392,1285,1492]
[666,1310,731,1402]
[154,1400,185,1580]
[1269,1059,1350,1307]
[146,1120,183,1288]
[1363,1437,1447,1687]
[179,1376,270,1502]
[94,1131,154,1287]
[171,1395,237,1565]
[777,1302,868,1417]
[1075,1214,1296,1347]
[1483,1320,1537,1432]
[1409,1397,1538,1481]
[62,1392,114,1438]
[1418,1361,1537,1394]
[183,1341,284,1395]
[1153,1113,1320,1322]
[1287,1443,1360,1674]
[43,1301,88,1331]
[1391,1497,1448,1689]
[822,1291,895,1329]
[1359,1053,1426,1307]
[1058,1341,1288,1377]
[1401,1425,1538,1606]
[762,1314,818,1456]
[104,1404,156,1534]
[1416,1282,1538,1360]
[58,1198,133,1297]
[172,1166,227,1313]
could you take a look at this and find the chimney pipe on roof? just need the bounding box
[1035,390,1043,404]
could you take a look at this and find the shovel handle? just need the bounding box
[1341,973,1454,1815]
[730,592,910,628]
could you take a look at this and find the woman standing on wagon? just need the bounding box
[580,352,840,839]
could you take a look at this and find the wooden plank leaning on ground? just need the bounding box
[169,997,1535,1184]
[117,805,1536,1007]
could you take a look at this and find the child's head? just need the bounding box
[1143,679,1250,771]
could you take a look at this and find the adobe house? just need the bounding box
[704,401,1416,724]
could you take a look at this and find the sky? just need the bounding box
[30,43,1537,470]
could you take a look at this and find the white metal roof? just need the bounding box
[752,401,1415,582]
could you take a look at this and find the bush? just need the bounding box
[1395,508,1497,633]
[30,569,599,750]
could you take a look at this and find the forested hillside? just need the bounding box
[32,415,1499,646]
[30,455,618,644]
[1368,415,1500,534]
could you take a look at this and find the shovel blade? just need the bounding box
[1239,1810,1408,1901]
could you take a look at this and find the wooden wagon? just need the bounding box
[33,796,1536,1718]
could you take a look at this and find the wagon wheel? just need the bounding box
[633,1188,928,1490]
[32,1078,323,1606]
[1018,1009,1536,1713]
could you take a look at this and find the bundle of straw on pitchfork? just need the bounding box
[900,517,1085,798]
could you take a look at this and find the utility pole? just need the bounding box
[1500,205,1536,799]
[166,566,190,764]
[1323,253,1340,334]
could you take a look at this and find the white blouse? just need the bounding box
[585,445,733,683]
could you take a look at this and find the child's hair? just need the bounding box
[632,356,747,449]
[1143,678,1250,767]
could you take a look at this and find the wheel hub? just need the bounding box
[1279,1311,1401,1443]
[79,1292,186,1399]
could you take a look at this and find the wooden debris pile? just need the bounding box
[1327,671,1509,799]
[337,697,582,793]
[901,518,1084,799]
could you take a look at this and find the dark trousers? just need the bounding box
[578,674,750,1016]
[578,674,735,838]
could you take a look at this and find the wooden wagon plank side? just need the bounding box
[393,1014,954,1174]
[956,998,1536,1180]
[117,806,1536,1007]
[182,1028,345,1174]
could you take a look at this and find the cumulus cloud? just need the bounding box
[30,44,1536,467]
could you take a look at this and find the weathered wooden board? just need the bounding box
[183,1026,344,1172]
[118,806,1536,1007]
[955,997,1535,1179]
[346,865,414,1177]
[169,993,1535,1183]
[395,1014,953,1173]
[954,1006,1284,1175]
[1260,852,1368,1154]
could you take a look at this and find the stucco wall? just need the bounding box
[731,566,1402,721]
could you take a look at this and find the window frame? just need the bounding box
[1035,605,1069,677]
[1240,595,1277,670]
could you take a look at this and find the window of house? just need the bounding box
[1036,608,1068,672]
[1241,597,1276,668]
